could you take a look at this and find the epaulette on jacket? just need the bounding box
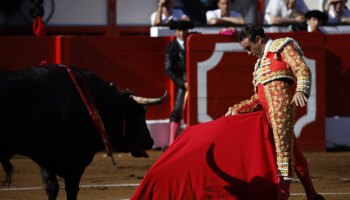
[268,37,304,56]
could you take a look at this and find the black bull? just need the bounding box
[0,65,165,200]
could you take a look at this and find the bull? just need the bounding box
[0,64,166,200]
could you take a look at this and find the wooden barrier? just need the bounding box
[325,34,350,117]
[0,36,172,120]
[0,37,56,70]
[59,36,172,119]
[1,33,350,151]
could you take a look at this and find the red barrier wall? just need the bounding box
[186,33,326,151]
[0,37,56,69]
[325,35,350,117]
[0,36,172,120]
[1,33,350,151]
[59,36,172,119]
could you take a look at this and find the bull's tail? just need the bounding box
[1,160,14,187]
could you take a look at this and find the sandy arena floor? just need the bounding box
[0,150,349,200]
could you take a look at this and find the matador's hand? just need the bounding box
[291,92,308,107]
[225,107,237,116]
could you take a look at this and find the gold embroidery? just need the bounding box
[253,38,311,97]
[264,81,295,178]
[281,43,311,97]
[231,94,260,114]
[254,70,295,87]
[269,37,304,56]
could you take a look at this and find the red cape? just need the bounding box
[131,111,278,200]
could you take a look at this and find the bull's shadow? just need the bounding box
[206,143,277,200]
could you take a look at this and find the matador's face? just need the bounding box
[240,36,264,58]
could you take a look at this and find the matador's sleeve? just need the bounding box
[281,43,311,98]
[231,94,260,114]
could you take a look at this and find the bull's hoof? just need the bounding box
[313,194,326,200]
[130,146,149,158]
[161,145,168,152]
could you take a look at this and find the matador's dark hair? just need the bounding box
[237,24,266,42]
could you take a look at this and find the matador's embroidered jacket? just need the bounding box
[231,37,312,178]
[231,37,311,115]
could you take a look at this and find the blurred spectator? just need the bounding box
[206,0,245,25]
[179,0,217,25]
[324,0,350,24]
[231,0,256,24]
[264,0,308,25]
[150,0,190,26]
[292,10,328,32]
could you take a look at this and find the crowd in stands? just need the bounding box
[150,0,350,33]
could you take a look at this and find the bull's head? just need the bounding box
[120,90,167,157]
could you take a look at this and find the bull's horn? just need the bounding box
[131,91,167,105]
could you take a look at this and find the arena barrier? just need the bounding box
[1,32,349,151]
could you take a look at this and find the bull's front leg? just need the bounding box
[64,170,84,200]
[39,167,59,200]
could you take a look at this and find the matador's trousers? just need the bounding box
[257,81,295,178]
[257,81,317,199]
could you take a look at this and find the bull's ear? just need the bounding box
[108,82,118,91]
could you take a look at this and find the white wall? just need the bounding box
[43,0,108,25]
[116,0,156,25]
[303,0,324,10]
[43,0,172,26]
[326,117,350,148]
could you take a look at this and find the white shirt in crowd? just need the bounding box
[150,9,186,25]
[206,9,242,22]
[264,0,309,24]
[327,7,350,24]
